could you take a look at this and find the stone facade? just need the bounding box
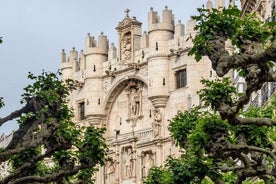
[0,132,14,179]
[240,0,275,21]
[61,1,232,184]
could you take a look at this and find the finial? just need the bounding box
[87,33,90,36]
[92,36,95,39]
[132,16,136,20]
[72,47,75,50]
[124,8,130,17]
[62,49,65,52]
[150,7,153,11]
[101,31,104,35]
[178,20,181,24]
[81,49,83,52]
[165,5,168,9]
[229,0,235,7]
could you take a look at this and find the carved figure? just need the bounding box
[125,148,133,178]
[129,87,140,117]
[143,153,154,177]
[152,109,162,137]
[106,160,115,183]
[122,36,131,61]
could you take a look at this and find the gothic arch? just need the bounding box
[103,76,148,121]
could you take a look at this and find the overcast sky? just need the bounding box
[0,0,235,135]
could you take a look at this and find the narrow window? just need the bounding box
[93,65,96,72]
[155,42,158,51]
[176,69,187,89]
[78,102,85,120]
[163,78,166,85]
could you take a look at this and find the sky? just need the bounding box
[0,0,235,135]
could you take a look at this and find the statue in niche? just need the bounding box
[105,160,116,183]
[126,80,142,118]
[124,148,133,178]
[130,87,140,116]
[143,153,154,177]
[122,34,132,62]
[152,108,162,137]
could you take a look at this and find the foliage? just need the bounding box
[189,6,276,62]
[144,166,174,184]
[145,4,276,184]
[0,71,108,183]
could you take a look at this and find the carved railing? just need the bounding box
[105,128,153,145]
[136,128,153,141]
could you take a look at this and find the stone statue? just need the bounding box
[152,108,162,137]
[129,87,142,117]
[143,153,154,177]
[124,148,133,178]
[106,160,115,183]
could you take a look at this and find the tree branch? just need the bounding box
[234,117,276,127]
[8,163,95,184]
[0,105,29,126]
[228,144,276,163]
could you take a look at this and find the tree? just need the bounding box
[145,5,276,184]
[0,71,108,184]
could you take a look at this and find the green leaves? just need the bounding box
[188,6,275,61]
[198,77,237,109]
[168,106,202,149]
[144,166,174,184]
[78,127,108,167]
[0,71,108,183]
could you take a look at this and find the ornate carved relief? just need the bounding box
[142,151,154,178]
[125,80,143,122]
[105,159,116,184]
[122,147,133,179]
[152,108,162,138]
[121,32,132,63]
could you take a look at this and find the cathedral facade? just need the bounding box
[61,5,215,184]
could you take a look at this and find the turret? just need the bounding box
[148,6,175,51]
[175,20,185,38]
[186,18,196,35]
[215,0,225,9]
[98,32,109,52]
[229,0,235,7]
[147,6,175,108]
[148,7,160,25]
[79,50,85,71]
[140,31,149,49]
[162,6,174,25]
[61,48,74,80]
[84,32,108,123]
[108,43,117,60]
[61,49,66,63]
[206,0,214,11]
[85,33,96,49]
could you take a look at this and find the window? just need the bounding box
[176,69,187,89]
[78,102,85,120]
